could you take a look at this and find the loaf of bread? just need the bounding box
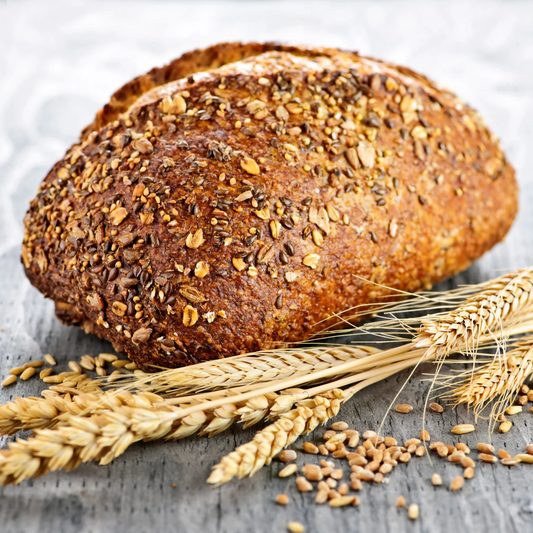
[22,42,518,369]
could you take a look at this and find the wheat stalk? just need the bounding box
[416,268,533,359]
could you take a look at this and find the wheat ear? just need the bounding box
[450,336,533,416]
[416,268,533,359]
[113,345,378,396]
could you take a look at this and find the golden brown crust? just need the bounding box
[22,43,518,369]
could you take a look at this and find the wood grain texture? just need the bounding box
[1,1,532,532]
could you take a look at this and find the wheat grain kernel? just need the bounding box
[350,479,362,491]
[521,384,530,394]
[68,361,82,373]
[415,446,426,457]
[328,490,340,500]
[315,489,329,504]
[479,453,498,464]
[395,404,413,414]
[296,477,313,492]
[429,402,444,413]
[329,496,355,507]
[326,478,337,488]
[419,430,430,442]
[279,450,297,463]
[302,442,319,454]
[2,375,17,387]
[431,473,442,486]
[318,445,329,456]
[506,405,522,415]
[456,443,470,454]
[323,430,336,440]
[24,361,44,368]
[405,438,421,447]
[379,463,393,474]
[437,445,449,458]
[477,443,494,454]
[276,494,289,506]
[519,395,528,406]
[407,444,417,454]
[429,441,443,450]
[526,444,533,455]
[96,367,107,377]
[330,421,349,431]
[501,457,520,466]
[44,354,57,365]
[498,449,510,459]
[338,483,349,495]
[408,504,419,520]
[449,452,465,463]
[100,353,118,362]
[303,469,322,482]
[464,467,475,479]
[452,424,475,435]
[461,456,475,468]
[112,360,129,368]
[326,433,346,445]
[528,391,533,402]
[516,454,533,463]
[279,464,298,478]
[450,476,464,491]
[499,421,512,433]
[125,363,137,370]
[399,452,411,463]
[356,470,375,482]
[287,521,305,533]
[39,367,53,379]
[9,366,25,376]
[20,367,36,380]
[362,430,376,439]
[395,496,406,508]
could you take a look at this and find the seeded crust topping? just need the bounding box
[21,42,517,369]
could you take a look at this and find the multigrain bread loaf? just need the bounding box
[22,42,518,369]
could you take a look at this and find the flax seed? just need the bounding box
[279,450,297,462]
[20,367,36,380]
[431,473,442,486]
[279,464,298,478]
[450,476,464,491]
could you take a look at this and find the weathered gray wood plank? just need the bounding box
[1,1,533,532]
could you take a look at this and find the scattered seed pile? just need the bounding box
[271,414,533,530]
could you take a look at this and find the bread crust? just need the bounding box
[22,42,518,369]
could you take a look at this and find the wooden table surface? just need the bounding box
[1,1,533,532]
